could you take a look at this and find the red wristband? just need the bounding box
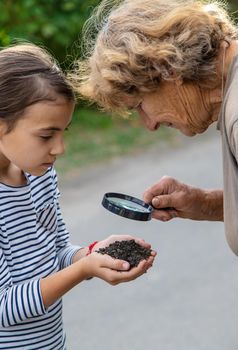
[86,241,99,256]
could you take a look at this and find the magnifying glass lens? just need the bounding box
[108,197,150,213]
[102,192,153,221]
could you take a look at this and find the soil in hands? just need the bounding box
[96,239,152,268]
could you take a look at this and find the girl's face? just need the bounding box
[0,98,74,176]
[134,81,220,136]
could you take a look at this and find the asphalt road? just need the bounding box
[59,126,238,350]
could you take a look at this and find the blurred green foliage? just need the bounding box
[1,0,237,68]
[0,0,101,67]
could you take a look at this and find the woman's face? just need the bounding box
[134,81,219,136]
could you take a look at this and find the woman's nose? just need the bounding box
[136,105,158,131]
[143,118,159,131]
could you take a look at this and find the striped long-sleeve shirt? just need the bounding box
[0,167,81,349]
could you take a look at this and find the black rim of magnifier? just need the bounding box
[102,192,153,221]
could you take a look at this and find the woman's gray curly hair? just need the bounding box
[70,0,238,114]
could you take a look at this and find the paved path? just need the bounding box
[60,126,238,350]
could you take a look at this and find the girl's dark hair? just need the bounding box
[0,43,75,131]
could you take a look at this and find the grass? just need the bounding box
[55,107,175,176]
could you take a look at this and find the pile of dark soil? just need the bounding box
[96,239,152,268]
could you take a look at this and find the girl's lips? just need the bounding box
[42,161,55,167]
[42,163,53,167]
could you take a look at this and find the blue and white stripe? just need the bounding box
[0,167,80,349]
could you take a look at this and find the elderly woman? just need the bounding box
[72,0,238,254]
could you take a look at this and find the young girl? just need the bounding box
[0,44,155,349]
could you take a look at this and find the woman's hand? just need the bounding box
[143,175,223,222]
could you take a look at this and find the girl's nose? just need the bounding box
[50,139,65,156]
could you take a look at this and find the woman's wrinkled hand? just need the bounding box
[143,175,223,222]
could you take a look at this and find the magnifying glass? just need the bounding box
[102,192,153,221]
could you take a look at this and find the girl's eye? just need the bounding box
[40,135,52,140]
